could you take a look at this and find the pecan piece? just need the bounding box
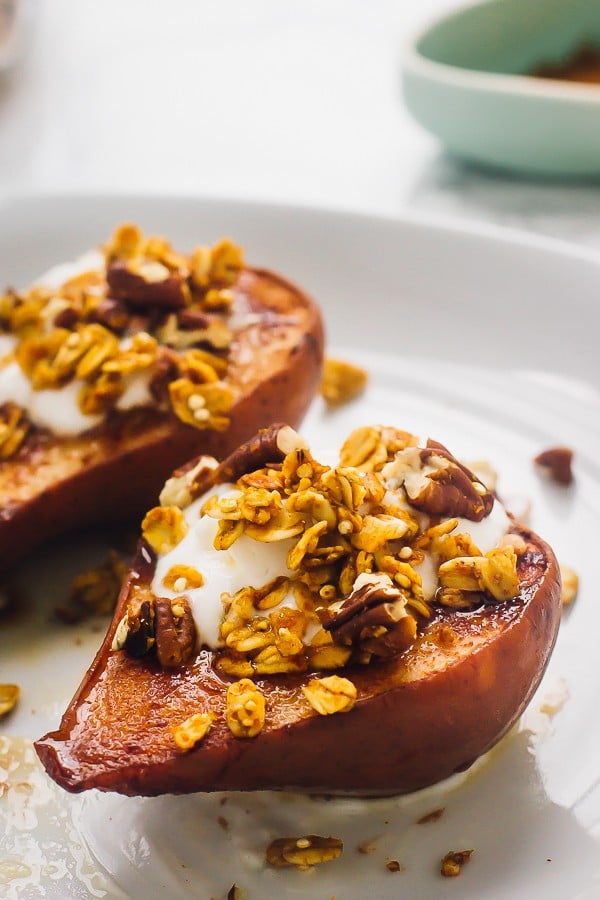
[325,575,417,658]
[215,423,304,485]
[534,446,574,485]
[154,597,196,668]
[89,297,129,332]
[177,308,211,330]
[386,442,493,522]
[123,589,156,657]
[107,261,188,310]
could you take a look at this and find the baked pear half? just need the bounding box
[36,423,561,797]
[0,226,323,572]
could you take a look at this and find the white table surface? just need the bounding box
[3,0,600,248]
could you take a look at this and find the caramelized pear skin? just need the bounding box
[0,268,323,573]
[36,523,561,797]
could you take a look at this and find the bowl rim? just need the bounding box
[402,0,600,106]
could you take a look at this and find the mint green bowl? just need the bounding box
[402,0,600,176]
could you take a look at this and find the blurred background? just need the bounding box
[2,0,600,245]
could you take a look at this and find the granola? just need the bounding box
[0,224,245,458]
[121,425,523,691]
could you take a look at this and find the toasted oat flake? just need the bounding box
[266,835,343,869]
[142,505,188,554]
[0,684,19,718]
[320,358,367,406]
[302,675,357,715]
[173,712,214,751]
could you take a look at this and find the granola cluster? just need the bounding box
[140,425,522,686]
[0,223,244,455]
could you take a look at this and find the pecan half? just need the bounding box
[325,576,417,658]
[107,261,187,310]
[216,424,302,485]
[387,442,494,522]
[534,446,574,486]
[155,597,196,668]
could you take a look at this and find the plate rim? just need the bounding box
[2,189,600,272]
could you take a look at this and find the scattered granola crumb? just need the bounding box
[417,807,445,825]
[217,815,229,831]
[266,835,343,869]
[534,446,574,486]
[441,849,473,877]
[0,684,19,718]
[356,839,377,855]
[386,860,404,873]
[320,358,367,407]
[173,712,214,751]
[55,550,128,623]
[560,565,579,606]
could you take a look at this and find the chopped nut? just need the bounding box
[227,884,244,900]
[0,684,19,718]
[560,565,579,606]
[142,505,188,554]
[302,674,357,715]
[417,807,445,824]
[173,712,213,751]
[320,358,368,406]
[154,597,196,667]
[440,849,473,877]
[226,678,265,738]
[384,444,494,522]
[356,840,377,855]
[386,860,404,873]
[266,835,343,869]
[534,446,574,486]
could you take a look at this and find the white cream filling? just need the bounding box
[151,485,296,648]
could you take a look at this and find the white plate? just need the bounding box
[0,195,599,899]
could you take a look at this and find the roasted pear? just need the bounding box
[36,424,561,797]
[0,227,323,572]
